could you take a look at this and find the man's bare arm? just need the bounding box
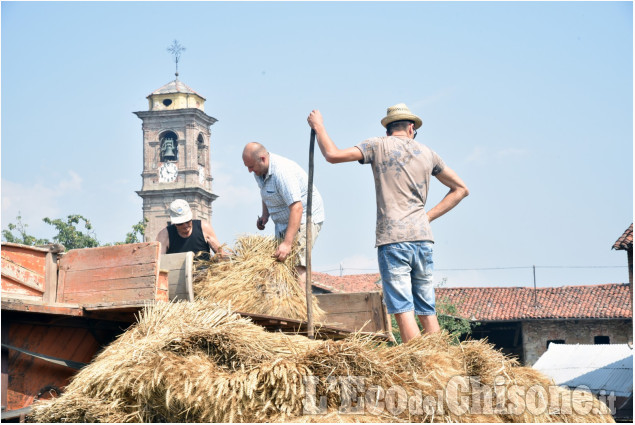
[257,201,270,230]
[427,167,469,222]
[156,227,169,254]
[307,110,363,164]
[201,221,223,254]
[274,201,303,261]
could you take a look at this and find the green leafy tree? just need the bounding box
[1,213,50,246]
[436,298,479,344]
[390,298,478,345]
[42,214,100,250]
[3,214,148,250]
[118,218,147,245]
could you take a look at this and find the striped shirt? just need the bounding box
[255,153,325,236]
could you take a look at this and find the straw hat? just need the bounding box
[169,199,193,224]
[380,103,422,129]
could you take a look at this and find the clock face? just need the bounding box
[159,162,178,183]
[198,165,205,185]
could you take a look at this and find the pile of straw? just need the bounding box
[29,300,614,423]
[193,235,326,322]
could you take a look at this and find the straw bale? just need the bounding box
[193,235,326,321]
[29,300,615,423]
[27,393,134,423]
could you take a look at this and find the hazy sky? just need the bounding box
[2,1,632,288]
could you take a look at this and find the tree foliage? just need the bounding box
[118,218,148,245]
[42,215,100,250]
[2,214,146,251]
[1,213,50,246]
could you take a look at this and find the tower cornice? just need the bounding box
[134,108,217,126]
[137,187,218,202]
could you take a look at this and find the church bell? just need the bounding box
[162,139,176,161]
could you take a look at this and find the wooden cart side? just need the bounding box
[316,292,392,337]
[56,242,163,305]
[160,252,194,301]
[1,244,64,299]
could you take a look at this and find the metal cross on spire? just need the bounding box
[167,40,186,80]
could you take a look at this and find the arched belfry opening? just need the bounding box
[159,131,179,162]
[197,133,206,165]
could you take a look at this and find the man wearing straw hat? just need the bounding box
[307,104,469,343]
[242,142,325,287]
[156,199,226,261]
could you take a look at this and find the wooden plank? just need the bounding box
[1,245,47,275]
[1,294,44,304]
[59,263,157,292]
[1,243,64,254]
[42,251,59,305]
[60,274,157,295]
[157,270,169,302]
[0,280,42,298]
[61,282,159,304]
[324,312,379,332]
[59,263,157,285]
[58,242,160,272]
[1,259,45,292]
[316,292,380,314]
[369,293,385,333]
[82,300,153,310]
[1,299,83,317]
[160,252,194,302]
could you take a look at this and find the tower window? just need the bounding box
[197,133,206,165]
[594,336,610,345]
[163,99,173,107]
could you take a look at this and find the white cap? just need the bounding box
[169,199,192,224]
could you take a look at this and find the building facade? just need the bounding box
[521,318,633,365]
[311,273,633,366]
[135,79,218,242]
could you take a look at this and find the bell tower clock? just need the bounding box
[135,42,218,242]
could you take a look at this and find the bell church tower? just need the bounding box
[135,59,218,242]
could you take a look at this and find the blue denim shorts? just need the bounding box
[377,241,435,315]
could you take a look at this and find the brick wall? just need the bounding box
[522,319,633,365]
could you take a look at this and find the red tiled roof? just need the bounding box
[435,284,632,321]
[613,224,633,251]
[311,272,632,321]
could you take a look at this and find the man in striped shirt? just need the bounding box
[242,142,325,287]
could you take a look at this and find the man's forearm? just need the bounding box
[427,187,468,222]
[261,201,270,219]
[427,167,469,222]
[313,124,336,160]
[284,202,303,245]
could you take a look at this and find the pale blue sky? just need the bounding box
[2,1,632,287]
